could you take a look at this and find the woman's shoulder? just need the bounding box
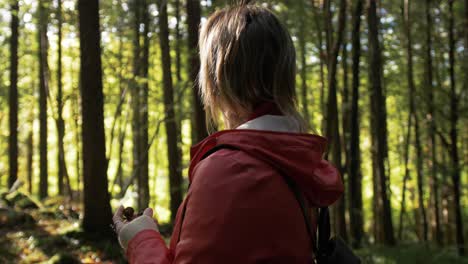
[191,147,276,186]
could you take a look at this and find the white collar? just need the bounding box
[236,115,300,133]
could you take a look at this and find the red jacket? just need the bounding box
[126,126,343,263]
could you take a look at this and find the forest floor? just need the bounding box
[1,191,468,263]
[0,192,125,263]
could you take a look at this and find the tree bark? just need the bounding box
[8,0,19,189]
[299,2,310,126]
[348,0,364,248]
[425,0,442,245]
[131,0,142,209]
[465,0,468,95]
[448,0,465,255]
[187,0,208,142]
[175,0,182,84]
[158,0,183,223]
[398,105,412,241]
[310,1,326,124]
[367,0,395,246]
[38,0,49,199]
[324,0,347,241]
[341,32,349,170]
[78,0,113,234]
[27,127,34,194]
[73,82,81,201]
[402,0,427,243]
[56,0,70,197]
[130,0,150,210]
[139,0,150,210]
[175,0,184,181]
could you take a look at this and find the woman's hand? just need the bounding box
[113,205,159,250]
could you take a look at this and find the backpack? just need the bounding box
[284,178,361,264]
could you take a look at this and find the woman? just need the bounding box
[113,2,343,263]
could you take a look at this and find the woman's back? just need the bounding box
[125,114,343,263]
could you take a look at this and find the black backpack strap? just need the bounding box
[281,174,317,254]
[201,144,240,160]
[316,207,331,259]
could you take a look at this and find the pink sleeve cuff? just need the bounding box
[126,229,169,262]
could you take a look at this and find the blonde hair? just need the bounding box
[198,3,306,132]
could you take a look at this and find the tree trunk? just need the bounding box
[131,0,142,209]
[8,0,19,189]
[129,0,150,211]
[158,0,183,223]
[108,0,127,195]
[299,2,310,126]
[27,127,34,194]
[367,0,395,246]
[341,27,350,235]
[78,0,113,234]
[115,110,129,192]
[425,0,442,245]
[139,0,150,210]
[187,0,208,142]
[175,0,184,182]
[73,83,81,201]
[38,0,49,200]
[175,0,182,84]
[448,0,465,255]
[398,106,412,241]
[310,1,326,124]
[348,0,364,248]
[56,0,69,196]
[465,0,468,100]
[402,0,427,243]
[324,0,347,241]
[341,32,349,172]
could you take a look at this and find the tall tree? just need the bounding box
[38,0,49,199]
[174,0,184,180]
[175,0,182,84]
[56,0,69,196]
[78,0,113,233]
[139,0,150,210]
[324,0,348,241]
[131,0,142,209]
[402,0,427,242]
[465,0,468,101]
[26,126,34,194]
[310,0,326,121]
[72,79,81,200]
[130,0,150,210]
[448,0,465,255]
[187,0,208,142]
[8,0,19,189]
[298,1,310,126]
[348,0,364,248]
[367,0,395,246]
[425,0,442,245]
[158,0,183,223]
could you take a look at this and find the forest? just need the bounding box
[0,0,467,263]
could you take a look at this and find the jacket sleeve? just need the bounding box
[126,229,173,264]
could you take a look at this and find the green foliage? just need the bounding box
[357,244,468,264]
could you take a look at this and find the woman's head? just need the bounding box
[199,2,305,131]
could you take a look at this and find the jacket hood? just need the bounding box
[189,128,344,207]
